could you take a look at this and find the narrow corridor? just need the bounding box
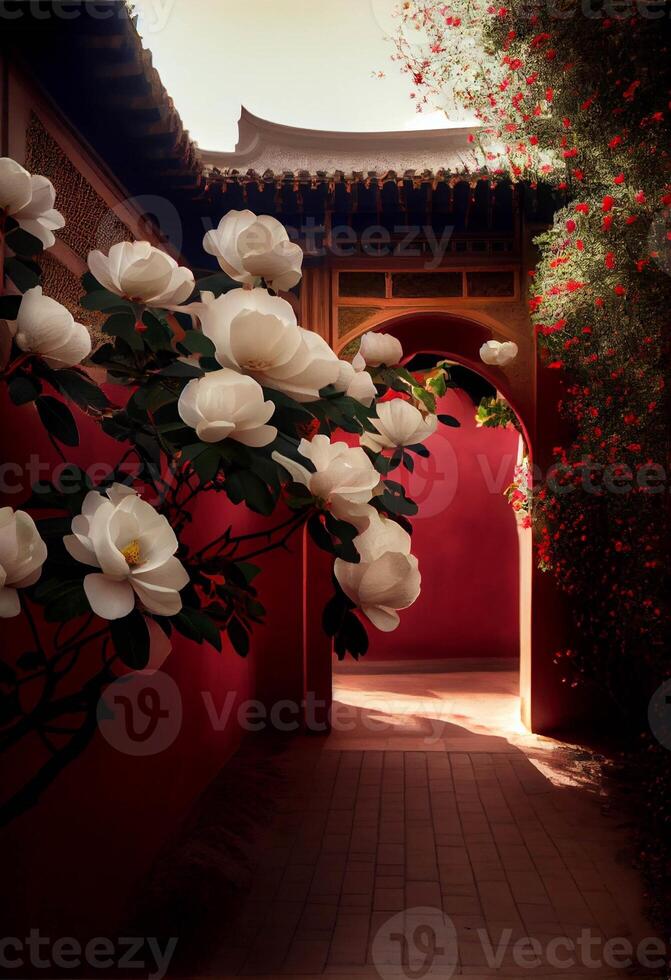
[185,669,659,979]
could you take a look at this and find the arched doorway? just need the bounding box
[334,310,534,729]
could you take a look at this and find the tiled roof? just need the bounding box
[202,108,488,188]
[5,2,206,198]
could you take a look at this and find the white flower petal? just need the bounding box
[84,573,135,620]
[232,423,277,447]
[64,534,98,566]
[208,211,303,290]
[358,332,403,367]
[178,367,277,447]
[0,157,33,212]
[132,555,189,592]
[361,604,400,632]
[87,242,194,308]
[130,579,183,617]
[271,451,312,487]
[0,586,20,618]
[479,340,518,367]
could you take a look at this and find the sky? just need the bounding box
[134,0,454,151]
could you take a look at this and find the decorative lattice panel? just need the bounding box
[24,113,133,260]
[466,270,516,297]
[391,272,463,299]
[337,306,381,338]
[338,336,362,360]
[37,253,104,341]
[338,271,386,298]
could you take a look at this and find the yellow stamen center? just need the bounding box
[121,539,142,567]
[242,358,273,371]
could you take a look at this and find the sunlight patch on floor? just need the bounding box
[332,667,597,789]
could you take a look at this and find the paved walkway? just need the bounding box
[201,669,660,979]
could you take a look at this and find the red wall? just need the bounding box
[0,387,306,941]
[365,388,521,662]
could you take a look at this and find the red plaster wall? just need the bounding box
[0,388,305,941]
[364,388,521,662]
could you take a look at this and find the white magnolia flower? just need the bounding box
[178,367,277,446]
[357,331,403,368]
[87,241,195,308]
[203,209,303,292]
[0,507,48,617]
[335,359,377,407]
[0,157,65,249]
[64,484,189,620]
[334,511,421,632]
[8,286,91,369]
[273,434,380,522]
[197,287,340,401]
[479,340,518,367]
[361,399,438,452]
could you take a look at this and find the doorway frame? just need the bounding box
[334,309,535,730]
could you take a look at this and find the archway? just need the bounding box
[335,310,534,729]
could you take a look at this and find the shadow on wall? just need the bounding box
[366,387,521,661]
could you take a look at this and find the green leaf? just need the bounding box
[102,312,144,351]
[43,580,89,622]
[179,330,216,356]
[322,590,349,637]
[157,360,203,379]
[5,256,41,291]
[370,451,391,475]
[34,577,77,602]
[178,607,222,653]
[341,610,369,658]
[225,470,275,515]
[412,385,436,414]
[131,383,176,414]
[190,445,222,484]
[4,221,44,256]
[308,512,333,554]
[235,562,262,584]
[426,372,447,397]
[8,374,41,405]
[324,513,359,562]
[438,414,461,427]
[80,289,132,313]
[110,610,150,669]
[194,272,239,298]
[227,616,250,657]
[53,369,110,410]
[407,443,430,457]
[28,466,91,513]
[35,395,79,446]
[378,481,418,517]
[142,310,173,351]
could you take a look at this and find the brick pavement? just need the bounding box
[198,670,660,979]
